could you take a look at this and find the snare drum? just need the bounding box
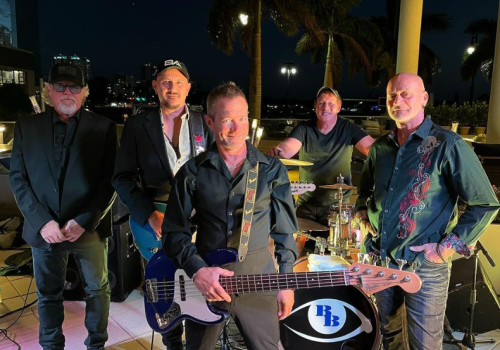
[280,258,381,350]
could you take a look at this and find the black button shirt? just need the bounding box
[162,142,298,277]
[52,110,80,182]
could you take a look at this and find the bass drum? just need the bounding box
[280,257,381,350]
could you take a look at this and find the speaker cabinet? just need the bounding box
[108,216,142,302]
[446,257,500,333]
[63,215,142,302]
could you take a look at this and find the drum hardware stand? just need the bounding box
[295,231,348,257]
[328,174,353,254]
[443,241,496,349]
[218,317,246,350]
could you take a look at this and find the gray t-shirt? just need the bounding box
[289,118,367,207]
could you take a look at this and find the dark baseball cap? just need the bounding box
[316,86,341,99]
[153,59,190,81]
[48,63,85,86]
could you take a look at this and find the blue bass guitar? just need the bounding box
[143,249,422,333]
[129,202,166,260]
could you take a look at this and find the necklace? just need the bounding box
[226,158,246,171]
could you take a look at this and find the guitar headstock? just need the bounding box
[291,182,316,195]
[348,262,422,295]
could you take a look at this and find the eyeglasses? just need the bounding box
[52,83,83,94]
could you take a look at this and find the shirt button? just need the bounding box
[399,152,403,156]
[384,210,388,213]
[395,167,399,170]
[383,231,387,235]
[228,212,232,216]
[228,231,233,235]
[230,191,235,196]
[390,188,394,191]
[381,249,385,252]
[53,188,58,193]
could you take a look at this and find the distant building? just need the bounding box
[53,54,91,82]
[141,63,156,82]
[0,0,41,95]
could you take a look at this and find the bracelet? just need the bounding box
[436,244,446,263]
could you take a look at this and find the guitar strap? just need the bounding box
[188,110,207,157]
[238,163,259,262]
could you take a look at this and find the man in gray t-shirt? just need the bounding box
[269,86,374,226]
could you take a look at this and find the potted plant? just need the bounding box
[472,101,489,135]
[457,102,473,136]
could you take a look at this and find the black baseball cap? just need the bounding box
[48,63,85,86]
[154,59,190,81]
[316,86,341,99]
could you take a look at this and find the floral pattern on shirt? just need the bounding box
[398,136,441,239]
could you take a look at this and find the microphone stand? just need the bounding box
[444,241,496,349]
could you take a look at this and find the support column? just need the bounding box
[395,0,424,74]
[486,4,500,143]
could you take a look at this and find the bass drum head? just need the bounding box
[280,258,380,350]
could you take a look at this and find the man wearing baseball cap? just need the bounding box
[269,86,374,228]
[113,59,213,349]
[10,63,117,349]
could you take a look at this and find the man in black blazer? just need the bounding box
[9,63,117,350]
[113,59,213,350]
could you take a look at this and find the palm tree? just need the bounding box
[295,0,382,88]
[461,19,497,82]
[370,0,452,87]
[207,0,321,119]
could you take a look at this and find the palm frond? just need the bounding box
[207,0,247,55]
[421,13,452,33]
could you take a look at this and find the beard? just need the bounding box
[162,100,181,111]
[56,99,78,116]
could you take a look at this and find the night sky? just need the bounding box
[38,0,499,103]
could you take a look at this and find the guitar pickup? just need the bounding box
[145,278,158,303]
[179,275,186,301]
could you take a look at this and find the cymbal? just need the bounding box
[278,158,313,166]
[320,183,357,190]
[297,218,329,231]
[0,144,12,153]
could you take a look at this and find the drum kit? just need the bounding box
[277,158,381,350]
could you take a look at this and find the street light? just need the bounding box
[467,35,479,103]
[239,14,248,26]
[281,62,297,101]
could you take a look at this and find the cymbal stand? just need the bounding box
[328,174,346,254]
[443,242,496,348]
[296,231,348,257]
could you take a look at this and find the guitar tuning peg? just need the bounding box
[409,262,418,273]
[396,259,407,271]
[385,256,391,268]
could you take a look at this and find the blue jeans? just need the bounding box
[375,256,451,350]
[32,239,110,350]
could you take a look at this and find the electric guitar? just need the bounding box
[130,182,315,260]
[129,202,166,260]
[143,249,422,333]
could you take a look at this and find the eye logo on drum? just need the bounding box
[285,298,374,343]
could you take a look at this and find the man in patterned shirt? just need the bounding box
[355,73,499,349]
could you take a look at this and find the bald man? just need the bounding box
[354,73,499,349]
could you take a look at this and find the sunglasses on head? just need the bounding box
[52,83,83,94]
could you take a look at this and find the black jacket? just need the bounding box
[112,108,214,226]
[9,109,117,249]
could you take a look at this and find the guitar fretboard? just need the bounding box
[219,270,351,294]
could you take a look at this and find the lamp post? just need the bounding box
[467,35,479,103]
[281,62,297,101]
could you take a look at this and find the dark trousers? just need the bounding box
[296,202,330,227]
[32,239,110,350]
[161,322,184,350]
[185,292,281,350]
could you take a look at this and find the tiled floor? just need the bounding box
[0,249,165,350]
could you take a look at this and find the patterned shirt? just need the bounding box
[356,117,499,268]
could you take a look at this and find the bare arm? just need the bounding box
[354,135,375,156]
[268,138,302,159]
